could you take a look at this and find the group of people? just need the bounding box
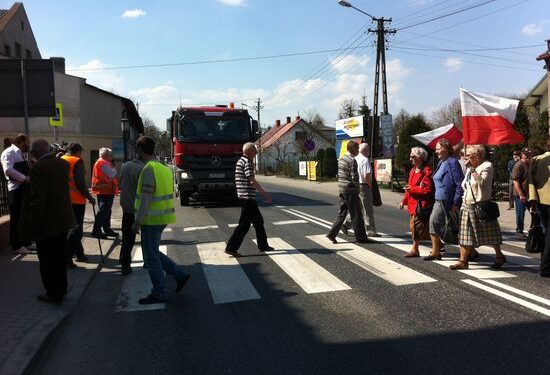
[1,134,189,305]
[400,138,550,276]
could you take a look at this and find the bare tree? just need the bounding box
[266,137,293,173]
[429,98,462,129]
[303,109,326,130]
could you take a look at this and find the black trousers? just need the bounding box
[539,203,550,276]
[37,232,68,302]
[120,212,136,266]
[66,204,86,259]
[226,199,269,251]
[328,192,368,241]
[8,187,26,249]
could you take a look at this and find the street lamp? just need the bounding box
[120,117,129,162]
[337,0,375,20]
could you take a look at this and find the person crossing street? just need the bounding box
[131,136,190,304]
[91,147,119,238]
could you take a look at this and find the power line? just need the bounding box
[396,0,497,31]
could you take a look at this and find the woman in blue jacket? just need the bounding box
[424,139,464,261]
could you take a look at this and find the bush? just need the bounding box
[316,149,325,178]
[323,147,338,178]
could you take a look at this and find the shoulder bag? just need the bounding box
[467,176,500,222]
[526,212,545,254]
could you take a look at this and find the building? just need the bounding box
[0,2,143,183]
[256,116,334,173]
[524,75,548,114]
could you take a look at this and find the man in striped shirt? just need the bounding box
[225,142,273,257]
[327,140,370,244]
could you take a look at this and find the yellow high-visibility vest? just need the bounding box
[135,161,176,225]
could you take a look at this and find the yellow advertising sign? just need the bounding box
[338,140,350,159]
[49,102,63,127]
[307,161,318,181]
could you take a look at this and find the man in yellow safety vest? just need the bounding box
[131,136,190,304]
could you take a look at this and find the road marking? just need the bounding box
[307,235,437,286]
[282,209,331,229]
[273,220,308,226]
[253,238,351,294]
[183,225,219,232]
[462,279,550,317]
[481,279,550,306]
[197,242,260,304]
[228,223,238,228]
[164,228,172,232]
[115,246,167,312]
[432,260,516,279]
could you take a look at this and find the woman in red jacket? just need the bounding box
[399,147,434,257]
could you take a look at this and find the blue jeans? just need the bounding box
[93,194,114,233]
[514,196,527,233]
[141,225,188,299]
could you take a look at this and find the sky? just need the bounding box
[7,0,550,130]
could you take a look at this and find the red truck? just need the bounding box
[167,105,258,205]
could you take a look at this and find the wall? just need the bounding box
[0,4,41,59]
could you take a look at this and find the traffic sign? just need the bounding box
[49,102,63,127]
[304,138,315,152]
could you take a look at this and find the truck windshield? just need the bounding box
[178,117,250,143]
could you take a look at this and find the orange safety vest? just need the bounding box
[61,155,87,205]
[91,158,118,195]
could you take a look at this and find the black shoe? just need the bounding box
[326,235,337,244]
[356,238,373,244]
[104,229,120,237]
[175,274,191,294]
[75,255,89,262]
[66,260,79,269]
[92,230,107,239]
[341,225,349,236]
[138,295,168,305]
[37,294,62,305]
[224,249,242,257]
[121,265,132,275]
[423,254,442,261]
[259,246,274,252]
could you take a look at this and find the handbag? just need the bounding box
[372,177,382,207]
[441,209,459,244]
[468,176,500,222]
[525,213,545,254]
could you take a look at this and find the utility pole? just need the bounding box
[242,98,263,172]
[536,39,550,135]
[368,17,396,160]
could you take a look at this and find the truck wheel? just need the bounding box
[179,193,189,206]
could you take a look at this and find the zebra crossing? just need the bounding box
[112,220,550,318]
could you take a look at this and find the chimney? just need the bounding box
[286,116,291,124]
[295,116,301,121]
[50,57,65,73]
[275,120,281,127]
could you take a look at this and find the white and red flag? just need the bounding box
[412,123,463,150]
[460,88,524,145]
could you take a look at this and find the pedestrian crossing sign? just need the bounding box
[49,102,63,127]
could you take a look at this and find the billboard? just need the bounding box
[379,114,395,158]
[374,159,392,183]
[335,116,364,139]
[0,59,56,117]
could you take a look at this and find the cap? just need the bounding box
[67,142,83,153]
[520,147,532,157]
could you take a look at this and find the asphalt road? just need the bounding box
[30,178,550,375]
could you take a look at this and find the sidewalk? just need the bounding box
[0,201,124,375]
[258,175,532,234]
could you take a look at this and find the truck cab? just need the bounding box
[168,106,258,205]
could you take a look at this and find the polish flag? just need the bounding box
[412,123,463,150]
[460,88,524,145]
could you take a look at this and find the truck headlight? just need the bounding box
[181,171,191,179]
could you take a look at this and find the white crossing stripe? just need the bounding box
[254,238,351,294]
[115,246,168,312]
[307,235,437,286]
[228,223,238,228]
[272,220,308,226]
[462,279,550,317]
[183,225,219,232]
[197,242,260,304]
[164,228,172,232]
[481,279,550,306]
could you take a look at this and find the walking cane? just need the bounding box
[91,203,104,263]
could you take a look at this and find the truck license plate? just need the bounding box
[209,173,225,178]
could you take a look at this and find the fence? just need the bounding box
[0,177,8,217]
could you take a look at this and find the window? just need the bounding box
[295,131,306,142]
[4,44,11,57]
[15,42,21,58]
[25,49,31,59]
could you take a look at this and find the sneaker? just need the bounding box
[12,246,31,255]
[138,295,168,305]
[75,255,89,262]
[175,274,191,293]
[104,229,120,237]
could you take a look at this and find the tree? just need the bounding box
[337,98,358,119]
[266,137,293,174]
[357,93,371,118]
[394,108,410,142]
[316,148,325,178]
[429,98,462,128]
[395,114,432,169]
[143,116,171,159]
[323,147,338,178]
[303,109,326,130]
